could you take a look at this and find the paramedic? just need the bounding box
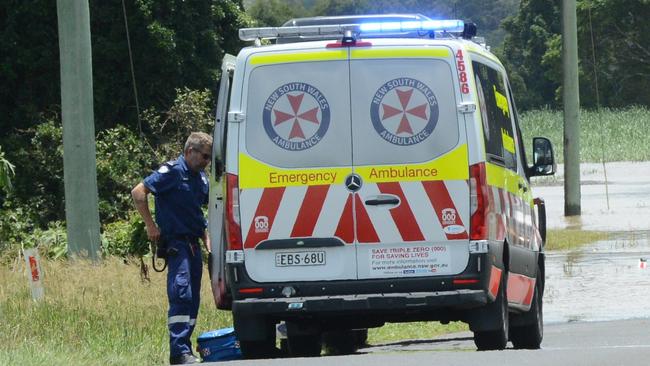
[131,132,212,365]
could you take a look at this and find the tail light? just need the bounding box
[469,163,488,240]
[225,173,243,250]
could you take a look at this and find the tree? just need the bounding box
[248,0,308,26]
[0,0,250,136]
[0,146,15,193]
[501,0,562,110]
[500,0,650,110]
[574,0,650,108]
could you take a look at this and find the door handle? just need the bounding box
[364,194,400,206]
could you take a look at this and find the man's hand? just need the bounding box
[146,223,161,243]
[131,182,159,243]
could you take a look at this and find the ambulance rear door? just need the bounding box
[238,46,356,282]
[348,46,471,280]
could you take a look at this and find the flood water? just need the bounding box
[544,231,650,323]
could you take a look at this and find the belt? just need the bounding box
[170,234,200,243]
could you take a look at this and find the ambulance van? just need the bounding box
[208,14,556,358]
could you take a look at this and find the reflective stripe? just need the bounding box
[249,50,347,65]
[351,48,450,59]
[356,144,469,183]
[189,318,196,326]
[168,315,190,325]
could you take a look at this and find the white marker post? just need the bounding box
[23,249,44,301]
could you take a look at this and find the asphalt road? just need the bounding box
[205,319,650,365]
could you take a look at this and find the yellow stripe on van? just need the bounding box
[351,48,450,59]
[357,144,469,183]
[239,154,350,189]
[249,50,347,65]
[486,163,533,205]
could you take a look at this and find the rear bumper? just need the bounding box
[233,289,487,318]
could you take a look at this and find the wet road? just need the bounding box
[533,162,650,231]
[544,231,650,323]
[533,162,650,322]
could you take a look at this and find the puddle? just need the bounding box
[544,231,650,323]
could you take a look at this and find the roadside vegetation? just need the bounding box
[545,229,609,251]
[0,258,231,365]
[520,106,650,164]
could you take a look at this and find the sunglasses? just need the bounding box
[192,147,211,161]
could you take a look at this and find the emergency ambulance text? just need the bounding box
[369,166,438,180]
[269,171,337,185]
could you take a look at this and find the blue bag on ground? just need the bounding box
[197,327,242,362]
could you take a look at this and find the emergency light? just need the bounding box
[239,19,465,41]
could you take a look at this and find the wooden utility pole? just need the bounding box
[562,0,581,216]
[57,0,101,260]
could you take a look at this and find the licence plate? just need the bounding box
[275,251,326,267]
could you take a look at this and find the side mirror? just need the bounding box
[530,137,556,176]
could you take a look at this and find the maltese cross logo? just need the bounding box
[263,82,330,151]
[370,77,439,146]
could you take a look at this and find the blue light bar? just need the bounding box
[359,19,464,34]
[238,18,466,41]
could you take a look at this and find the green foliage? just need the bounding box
[143,88,215,161]
[0,87,215,258]
[29,222,68,260]
[0,146,15,193]
[575,0,650,108]
[101,213,149,258]
[248,0,308,26]
[502,0,650,110]
[501,0,561,110]
[0,205,34,258]
[2,115,65,228]
[96,125,155,222]
[1,0,250,134]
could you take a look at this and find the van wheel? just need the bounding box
[473,273,509,350]
[323,329,367,355]
[239,340,277,359]
[510,272,543,349]
[288,334,322,357]
[354,329,369,347]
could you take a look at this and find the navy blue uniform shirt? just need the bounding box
[143,155,209,238]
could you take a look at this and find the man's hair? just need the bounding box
[184,132,213,153]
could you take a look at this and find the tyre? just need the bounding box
[239,340,278,359]
[354,329,369,347]
[234,314,277,359]
[288,334,322,357]
[323,329,365,355]
[510,272,543,349]
[473,272,509,350]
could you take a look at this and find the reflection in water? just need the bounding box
[544,231,650,323]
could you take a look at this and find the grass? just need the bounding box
[368,321,468,345]
[545,229,609,251]
[0,257,232,366]
[520,106,650,163]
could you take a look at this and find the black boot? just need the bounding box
[169,353,199,365]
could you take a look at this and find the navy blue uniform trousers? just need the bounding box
[166,238,202,357]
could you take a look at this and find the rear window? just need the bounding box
[245,60,352,169]
[472,61,516,171]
